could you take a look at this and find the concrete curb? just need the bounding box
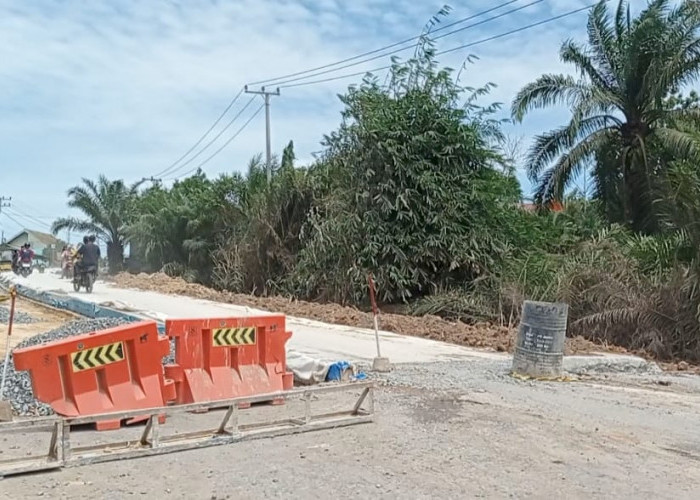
[0,275,165,333]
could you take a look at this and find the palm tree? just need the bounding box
[52,176,137,273]
[512,0,700,233]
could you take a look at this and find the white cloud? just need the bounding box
[0,0,607,237]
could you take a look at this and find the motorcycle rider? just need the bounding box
[19,243,34,265]
[77,235,101,276]
[60,245,73,278]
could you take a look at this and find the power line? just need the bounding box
[279,2,601,90]
[166,103,265,181]
[1,211,26,232]
[9,208,52,229]
[157,1,599,182]
[280,68,384,89]
[437,3,601,56]
[162,2,529,180]
[152,88,245,178]
[158,96,257,180]
[248,0,526,86]
[6,207,52,231]
[10,200,54,220]
[256,0,544,88]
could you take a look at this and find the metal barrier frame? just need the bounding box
[0,382,374,478]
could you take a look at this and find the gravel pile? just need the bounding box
[0,305,38,324]
[372,360,513,392]
[0,318,134,416]
[372,357,667,394]
[164,338,176,365]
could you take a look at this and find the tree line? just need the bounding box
[53,0,700,362]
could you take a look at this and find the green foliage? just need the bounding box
[281,141,295,169]
[558,232,700,362]
[513,0,700,233]
[289,47,519,304]
[664,90,700,111]
[466,199,608,320]
[129,171,243,282]
[52,175,137,273]
[52,5,700,363]
[211,154,321,294]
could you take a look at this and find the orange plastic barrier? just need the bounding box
[164,315,294,405]
[13,321,175,430]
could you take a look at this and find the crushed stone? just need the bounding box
[0,318,134,416]
[0,305,39,324]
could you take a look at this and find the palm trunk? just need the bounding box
[107,241,124,275]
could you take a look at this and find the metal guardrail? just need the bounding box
[0,382,375,478]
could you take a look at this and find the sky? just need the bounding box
[0,0,641,242]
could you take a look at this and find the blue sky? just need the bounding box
[0,0,638,241]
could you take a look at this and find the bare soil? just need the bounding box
[109,273,629,358]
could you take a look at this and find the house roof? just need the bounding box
[519,201,564,213]
[5,228,61,248]
[26,229,61,246]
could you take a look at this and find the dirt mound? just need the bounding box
[109,272,623,356]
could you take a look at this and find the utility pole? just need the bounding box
[134,177,161,190]
[0,197,11,243]
[0,197,10,215]
[244,85,280,182]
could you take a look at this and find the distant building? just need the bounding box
[519,200,564,212]
[0,229,65,265]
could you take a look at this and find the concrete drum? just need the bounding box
[511,301,568,378]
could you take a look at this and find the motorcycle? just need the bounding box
[61,261,73,279]
[73,264,97,293]
[19,261,32,278]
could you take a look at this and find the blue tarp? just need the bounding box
[325,361,367,382]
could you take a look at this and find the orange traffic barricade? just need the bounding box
[164,315,294,406]
[13,321,176,430]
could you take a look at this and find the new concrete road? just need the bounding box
[1,270,650,370]
[1,270,507,364]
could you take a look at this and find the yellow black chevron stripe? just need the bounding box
[212,327,256,347]
[71,341,125,372]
